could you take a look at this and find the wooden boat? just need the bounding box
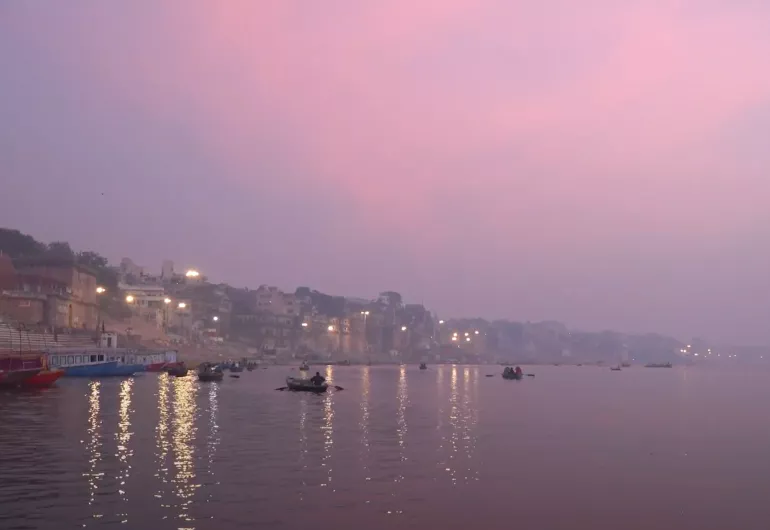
[0,356,43,387]
[502,367,523,380]
[419,363,427,370]
[21,369,64,388]
[286,376,328,393]
[197,363,224,382]
[165,363,188,377]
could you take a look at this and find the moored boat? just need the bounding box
[47,351,144,377]
[286,376,328,393]
[198,363,224,382]
[22,369,64,388]
[0,356,43,387]
[645,362,673,368]
[610,366,622,371]
[230,363,244,373]
[165,362,188,377]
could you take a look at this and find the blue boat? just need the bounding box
[47,350,145,377]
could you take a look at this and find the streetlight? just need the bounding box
[401,326,407,331]
[474,330,479,335]
[301,322,308,327]
[466,337,471,342]
[439,320,444,324]
[464,332,469,337]
[212,316,219,322]
[125,295,134,303]
[164,298,171,304]
[327,325,335,332]
[96,286,106,294]
[178,302,187,309]
[185,269,200,278]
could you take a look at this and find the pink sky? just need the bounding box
[2,1,770,343]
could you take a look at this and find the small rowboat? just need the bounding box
[419,363,428,370]
[166,364,189,377]
[502,367,523,380]
[286,376,328,393]
[198,363,224,382]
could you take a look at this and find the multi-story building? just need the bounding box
[253,285,298,316]
[0,258,98,329]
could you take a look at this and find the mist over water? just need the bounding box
[2,366,770,530]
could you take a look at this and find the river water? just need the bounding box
[1,365,769,530]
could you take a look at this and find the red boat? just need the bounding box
[0,356,43,387]
[145,362,168,372]
[21,369,64,388]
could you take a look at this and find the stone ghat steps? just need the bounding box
[0,321,96,354]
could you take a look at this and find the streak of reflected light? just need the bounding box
[462,366,479,482]
[155,374,170,510]
[297,396,309,501]
[396,365,409,482]
[447,365,459,484]
[115,378,134,522]
[360,366,370,480]
[85,381,103,520]
[206,379,220,502]
[322,365,334,490]
[172,376,198,524]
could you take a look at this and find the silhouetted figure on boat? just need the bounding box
[310,372,326,386]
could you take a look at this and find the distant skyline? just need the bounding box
[2,2,769,344]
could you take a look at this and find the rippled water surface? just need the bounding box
[2,365,770,529]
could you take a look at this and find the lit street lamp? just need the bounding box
[439,320,444,324]
[125,295,135,303]
[177,302,187,309]
[164,298,171,304]
[96,286,106,294]
[301,322,308,327]
[327,325,335,332]
[212,316,219,322]
[185,269,200,278]
[401,326,407,331]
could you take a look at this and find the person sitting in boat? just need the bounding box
[310,372,326,386]
[514,366,523,376]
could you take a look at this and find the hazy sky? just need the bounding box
[2,2,769,343]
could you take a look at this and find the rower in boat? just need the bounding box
[310,371,326,386]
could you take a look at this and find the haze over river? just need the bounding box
[1,365,769,530]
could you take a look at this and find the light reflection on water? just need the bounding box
[85,381,102,519]
[171,376,197,525]
[396,365,408,473]
[155,374,170,512]
[115,379,133,522]
[360,366,370,479]
[322,365,334,490]
[5,366,770,530]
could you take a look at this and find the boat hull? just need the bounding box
[63,361,143,377]
[21,369,64,388]
[198,372,223,382]
[0,368,41,387]
[145,362,168,372]
[502,373,523,380]
[286,377,328,393]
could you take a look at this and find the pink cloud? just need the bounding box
[4,1,770,339]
